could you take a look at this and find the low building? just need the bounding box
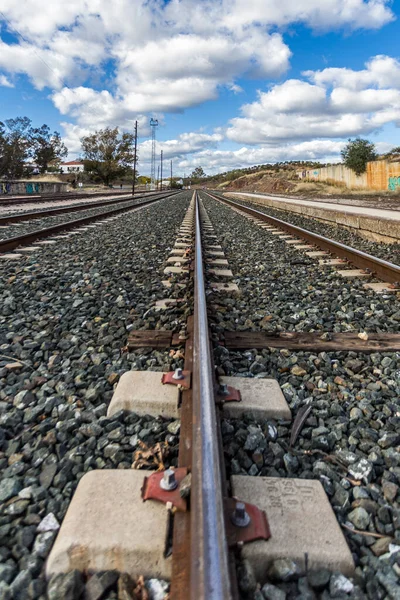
[60,161,85,174]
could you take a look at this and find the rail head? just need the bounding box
[191,192,233,599]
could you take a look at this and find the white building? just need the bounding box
[60,160,85,174]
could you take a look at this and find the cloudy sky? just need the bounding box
[0,0,399,176]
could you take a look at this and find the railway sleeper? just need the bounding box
[45,365,354,586]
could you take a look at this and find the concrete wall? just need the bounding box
[298,165,367,189]
[298,160,400,192]
[0,181,69,195]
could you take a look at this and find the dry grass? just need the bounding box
[293,179,390,197]
[28,174,64,183]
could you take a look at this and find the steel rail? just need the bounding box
[191,192,232,599]
[0,191,178,253]
[207,192,400,284]
[0,191,171,225]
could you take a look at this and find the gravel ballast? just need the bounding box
[0,192,192,599]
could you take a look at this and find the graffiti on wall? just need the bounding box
[388,177,400,191]
[25,183,40,194]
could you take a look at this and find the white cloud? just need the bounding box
[0,73,14,87]
[139,132,224,162]
[227,56,400,145]
[2,0,392,41]
[305,55,400,90]
[0,40,77,90]
[330,87,400,114]
[176,140,347,175]
[222,0,394,31]
[0,0,394,117]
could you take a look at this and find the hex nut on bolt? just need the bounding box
[231,502,251,528]
[219,383,229,396]
[173,368,184,380]
[160,469,178,491]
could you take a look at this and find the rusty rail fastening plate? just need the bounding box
[142,468,188,512]
[161,370,191,389]
[225,498,271,548]
[216,385,242,404]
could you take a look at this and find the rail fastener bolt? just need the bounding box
[172,368,184,381]
[231,502,251,528]
[160,469,178,492]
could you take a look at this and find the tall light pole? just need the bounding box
[160,150,163,191]
[150,118,158,190]
[132,120,138,197]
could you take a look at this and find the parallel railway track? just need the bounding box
[208,191,400,285]
[0,191,178,253]
[0,194,134,224]
[0,189,135,207]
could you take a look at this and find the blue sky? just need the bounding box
[0,1,399,175]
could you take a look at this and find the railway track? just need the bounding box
[0,194,135,225]
[0,191,177,253]
[1,190,399,599]
[45,192,357,597]
[0,189,134,207]
[207,191,400,289]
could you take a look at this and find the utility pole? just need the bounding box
[150,118,158,190]
[160,150,163,191]
[170,160,173,190]
[157,165,160,190]
[131,120,138,197]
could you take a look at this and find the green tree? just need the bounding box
[137,175,151,185]
[190,166,206,180]
[341,138,377,176]
[0,117,32,179]
[31,125,68,173]
[384,146,400,161]
[81,127,135,186]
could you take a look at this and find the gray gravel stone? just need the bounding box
[0,582,11,600]
[237,559,257,594]
[84,571,119,600]
[261,582,287,600]
[267,558,301,582]
[307,569,331,591]
[0,477,21,502]
[348,506,371,530]
[146,578,170,600]
[47,570,84,600]
[37,513,60,533]
[329,573,354,596]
